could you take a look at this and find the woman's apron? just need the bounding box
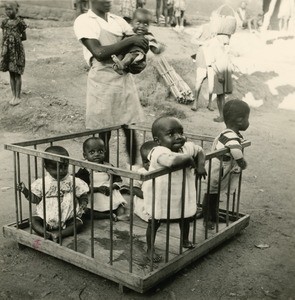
[86,24,145,129]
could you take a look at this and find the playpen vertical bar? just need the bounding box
[215,156,223,233]
[109,174,114,265]
[16,152,23,222]
[90,170,94,258]
[27,155,33,234]
[235,171,243,220]
[150,178,156,272]
[34,145,38,179]
[232,191,236,218]
[193,176,198,244]
[116,129,120,167]
[72,165,78,251]
[50,142,53,147]
[226,173,232,227]
[42,158,47,238]
[143,130,146,143]
[179,169,186,254]
[205,159,212,240]
[129,178,134,273]
[13,152,19,228]
[129,128,133,169]
[198,141,204,208]
[57,162,62,245]
[165,172,172,263]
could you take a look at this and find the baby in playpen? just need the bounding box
[17,146,89,242]
[111,8,164,75]
[142,116,207,262]
[203,99,250,230]
[75,137,129,221]
[121,140,157,222]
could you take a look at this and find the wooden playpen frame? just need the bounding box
[3,124,251,293]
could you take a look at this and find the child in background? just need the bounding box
[0,1,27,106]
[143,116,207,262]
[203,99,250,230]
[76,137,129,221]
[190,22,215,112]
[111,8,164,75]
[137,0,146,8]
[17,146,89,242]
[203,33,234,122]
[173,0,186,32]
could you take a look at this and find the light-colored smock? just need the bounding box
[31,174,89,229]
[209,129,245,195]
[203,35,233,95]
[73,10,144,129]
[142,142,202,220]
[91,171,127,212]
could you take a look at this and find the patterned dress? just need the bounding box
[0,17,27,75]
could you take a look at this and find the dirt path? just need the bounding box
[0,20,294,299]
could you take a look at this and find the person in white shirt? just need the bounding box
[73,0,148,165]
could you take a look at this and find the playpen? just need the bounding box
[3,124,251,293]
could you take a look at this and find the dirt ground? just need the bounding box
[0,18,295,300]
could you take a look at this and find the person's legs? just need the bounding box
[214,94,225,122]
[9,71,16,104]
[207,66,214,110]
[99,131,111,162]
[156,0,162,24]
[179,218,194,248]
[146,219,162,261]
[162,0,168,26]
[31,216,51,239]
[115,204,130,221]
[14,73,22,105]
[122,127,137,165]
[179,10,185,31]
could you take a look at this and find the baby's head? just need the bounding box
[132,8,152,35]
[83,137,106,164]
[223,99,250,132]
[44,146,69,180]
[152,116,186,152]
[241,1,247,9]
[4,1,19,18]
[140,140,157,170]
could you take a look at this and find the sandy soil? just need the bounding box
[0,19,295,300]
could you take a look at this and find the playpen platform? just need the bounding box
[3,212,249,293]
[3,125,251,293]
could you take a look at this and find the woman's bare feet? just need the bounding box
[207,105,214,111]
[9,97,21,106]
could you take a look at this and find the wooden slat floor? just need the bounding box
[21,215,231,277]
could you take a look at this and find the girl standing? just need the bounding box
[0,1,27,106]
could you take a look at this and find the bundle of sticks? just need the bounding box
[155,55,194,104]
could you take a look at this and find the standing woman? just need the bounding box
[74,0,148,165]
[0,1,27,106]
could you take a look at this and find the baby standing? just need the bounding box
[204,99,250,230]
[17,146,89,242]
[143,116,207,262]
[0,1,27,106]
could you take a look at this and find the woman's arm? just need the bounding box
[81,35,149,61]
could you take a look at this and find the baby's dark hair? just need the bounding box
[140,140,157,159]
[151,116,180,138]
[5,1,19,10]
[223,99,250,125]
[82,137,104,152]
[133,8,152,21]
[44,146,69,168]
